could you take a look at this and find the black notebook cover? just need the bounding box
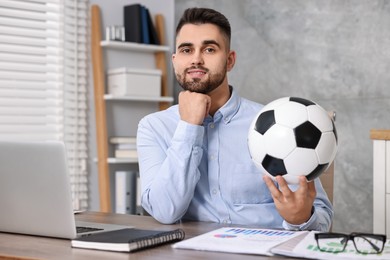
[71,228,185,252]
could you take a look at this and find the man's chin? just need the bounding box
[180,82,208,94]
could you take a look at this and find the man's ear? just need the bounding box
[172,53,176,69]
[227,50,236,72]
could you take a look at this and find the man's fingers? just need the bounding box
[263,175,282,201]
[275,176,293,198]
[306,177,317,197]
[297,176,308,192]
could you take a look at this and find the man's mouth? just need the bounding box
[186,68,207,78]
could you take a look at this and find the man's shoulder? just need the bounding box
[239,96,264,111]
[139,104,179,125]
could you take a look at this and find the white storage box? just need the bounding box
[107,67,162,97]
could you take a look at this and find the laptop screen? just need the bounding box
[0,140,77,238]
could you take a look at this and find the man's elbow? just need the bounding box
[141,203,183,225]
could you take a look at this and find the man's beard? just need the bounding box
[176,65,227,94]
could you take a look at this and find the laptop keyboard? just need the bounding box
[76,226,104,234]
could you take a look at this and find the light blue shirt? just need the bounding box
[137,87,333,231]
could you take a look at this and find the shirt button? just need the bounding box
[222,219,229,224]
[212,189,218,195]
[209,123,214,129]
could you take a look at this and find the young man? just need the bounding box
[137,7,333,231]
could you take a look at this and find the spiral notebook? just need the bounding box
[71,228,185,252]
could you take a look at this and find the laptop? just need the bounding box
[0,140,132,239]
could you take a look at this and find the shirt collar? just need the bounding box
[213,85,240,125]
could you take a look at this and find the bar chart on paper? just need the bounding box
[223,228,296,237]
[172,227,306,256]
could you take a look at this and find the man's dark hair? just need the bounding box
[176,7,231,47]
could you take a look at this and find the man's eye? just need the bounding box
[180,48,191,54]
[204,48,215,53]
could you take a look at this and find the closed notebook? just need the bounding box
[71,228,185,252]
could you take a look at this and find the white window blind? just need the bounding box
[0,0,89,210]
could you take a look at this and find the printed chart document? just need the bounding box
[172,227,306,256]
[271,231,390,260]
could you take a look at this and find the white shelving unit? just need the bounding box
[91,4,173,212]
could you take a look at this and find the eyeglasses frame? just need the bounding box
[314,232,387,254]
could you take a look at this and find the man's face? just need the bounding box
[172,23,234,94]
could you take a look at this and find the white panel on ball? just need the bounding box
[316,132,337,164]
[275,102,308,128]
[260,97,289,113]
[247,129,267,163]
[264,124,296,158]
[307,105,334,132]
[284,148,319,181]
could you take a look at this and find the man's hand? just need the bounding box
[263,175,316,225]
[178,90,211,125]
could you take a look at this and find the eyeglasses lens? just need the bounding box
[353,235,384,254]
[317,235,347,253]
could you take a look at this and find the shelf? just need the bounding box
[104,94,174,102]
[101,40,170,53]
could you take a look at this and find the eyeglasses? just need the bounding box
[315,232,386,254]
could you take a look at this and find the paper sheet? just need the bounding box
[173,227,306,256]
[272,232,390,260]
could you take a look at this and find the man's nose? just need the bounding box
[191,50,204,65]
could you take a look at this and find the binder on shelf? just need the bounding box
[140,6,150,44]
[71,228,185,252]
[115,171,137,214]
[124,4,142,43]
[145,8,159,45]
[123,4,159,45]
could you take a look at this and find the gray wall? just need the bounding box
[175,0,390,233]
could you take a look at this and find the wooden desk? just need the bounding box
[0,211,300,259]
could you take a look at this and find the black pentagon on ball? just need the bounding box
[262,154,287,176]
[289,97,316,106]
[255,110,276,135]
[306,163,329,181]
[294,121,322,149]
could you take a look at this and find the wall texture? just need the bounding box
[175,0,390,233]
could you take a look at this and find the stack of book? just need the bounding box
[123,4,159,45]
[110,136,138,159]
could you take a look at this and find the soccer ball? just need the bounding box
[247,97,338,184]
